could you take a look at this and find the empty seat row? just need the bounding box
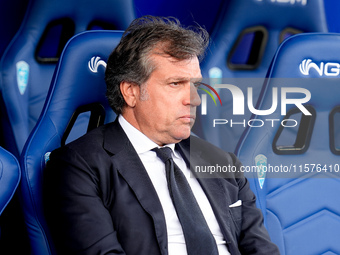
[236,33,340,255]
[0,0,135,158]
[192,0,328,153]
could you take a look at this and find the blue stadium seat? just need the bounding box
[0,147,20,215]
[134,0,225,34]
[0,146,21,243]
[19,30,122,255]
[236,33,340,255]
[324,0,340,33]
[0,0,29,58]
[0,0,135,158]
[193,0,328,153]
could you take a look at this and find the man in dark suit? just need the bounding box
[44,16,279,255]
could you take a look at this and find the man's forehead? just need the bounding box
[148,53,202,79]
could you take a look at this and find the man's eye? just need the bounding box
[170,81,182,87]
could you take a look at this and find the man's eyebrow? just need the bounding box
[191,77,203,83]
[165,76,189,82]
[165,77,203,82]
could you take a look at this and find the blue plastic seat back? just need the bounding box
[20,30,123,255]
[236,33,340,255]
[324,0,340,33]
[0,0,135,157]
[0,146,21,243]
[0,147,20,216]
[134,0,226,34]
[0,0,29,58]
[193,0,328,153]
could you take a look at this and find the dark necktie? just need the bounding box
[153,147,218,255]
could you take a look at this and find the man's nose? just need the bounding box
[184,83,201,106]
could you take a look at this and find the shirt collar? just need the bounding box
[118,115,177,156]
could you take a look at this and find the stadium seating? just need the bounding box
[324,0,340,33]
[193,0,328,153]
[19,30,122,255]
[1,0,340,253]
[0,0,28,58]
[0,147,21,216]
[0,0,135,158]
[134,0,225,34]
[236,33,340,255]
[0,146,21,244]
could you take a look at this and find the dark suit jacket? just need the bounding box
[43,119,279,255]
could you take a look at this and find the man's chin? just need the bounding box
[173,130,191,142]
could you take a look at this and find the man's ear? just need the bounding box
[120,81,139,108]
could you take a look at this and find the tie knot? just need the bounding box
[153,147,173,163]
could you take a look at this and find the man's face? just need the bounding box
[132,54,202,146]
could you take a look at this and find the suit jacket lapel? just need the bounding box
[103,120,168,254]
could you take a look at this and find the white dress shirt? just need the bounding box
[118,115,230,255]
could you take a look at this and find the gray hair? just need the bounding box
[105,15,209,114]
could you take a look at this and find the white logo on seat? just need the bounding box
[255,154,267,189]
[299,58,340,76]
[88,56,107,73]
[299,59,315,75]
